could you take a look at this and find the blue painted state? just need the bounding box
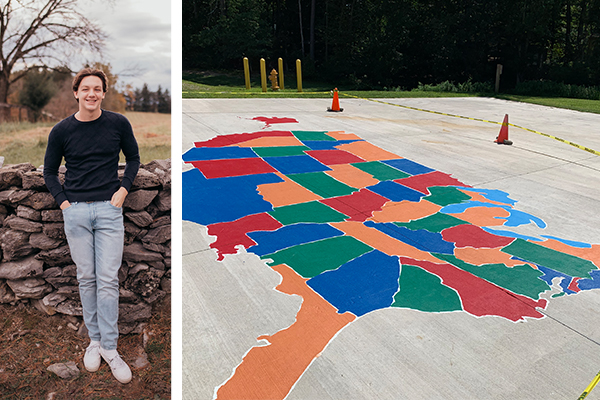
[367,181,425,202]
[182,168,282,225]
[577,269,600,290]
[182,146,258,162]
[382,159,434,176]
[263,155,331,174]
[307,250,401,316]
[441,201,547,228]
[364,221,455,254]
[247,223,345,256]
[535,264,577,295]
[457,187,517,206]
[540,235,592,248]
[482,227,543,242]
[300,140,361,150]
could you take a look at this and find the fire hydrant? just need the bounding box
[269,69,280,91]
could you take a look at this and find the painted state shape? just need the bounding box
[319,189,389,222]
[365,221,455,255]
[393,264,463,312]
[182,168,282,225]
[262,235,373,278]
[257,173,323,208]
[182,146,257,162]
[401,257,547,321]
[503,238,598,278]
[207,213,283,261]
[394,212,466,233]
[351,161,410,181]
[247,223,345,257]
[396,171,470,194]
[215,264,355,400]
[263,155,331,175]
[189,158,277,179]
[305,149,366,165]
[442,224,515,248]
[287,172,357,198]
[307,250,401,316]
[382,158,435,175]
[367,180,425,202]
[424,186,473,206]
[268,201,348,225]
[194,130,293,148]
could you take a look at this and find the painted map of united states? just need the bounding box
[182,123,600,399]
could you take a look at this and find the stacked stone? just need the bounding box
[0,159,171,334]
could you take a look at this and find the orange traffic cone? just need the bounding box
[327,88,343,112]
[495,114,512,145]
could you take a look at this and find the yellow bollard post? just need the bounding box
[296,59,303,92]
[260,58,267,93]
[278,58,285,90]
[243,57,251,90]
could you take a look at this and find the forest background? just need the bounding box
[183,0,600,96]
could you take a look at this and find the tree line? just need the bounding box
[183,0,600,91]
[14,65,171,121]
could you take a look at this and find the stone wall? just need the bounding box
[0,160,171,334]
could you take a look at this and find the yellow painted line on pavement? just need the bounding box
[341,93,600,157]
[578,370,600,400]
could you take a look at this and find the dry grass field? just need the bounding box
[0,111,171,166]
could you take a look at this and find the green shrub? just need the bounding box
[511,81,600,100]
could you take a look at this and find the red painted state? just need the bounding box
[395,171,471,194]
[320,189,389,222]
[190,158,277,179]
[207,213,283,261]
[442,224,515,248]
[567,278,581,293]
[305,150,366,165]
[401,257,547,321]
[252,116,299,126]
[194,131,294,148]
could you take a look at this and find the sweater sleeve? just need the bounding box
[120,117,141,192]
[43,127,68,206]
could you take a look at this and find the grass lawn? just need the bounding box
[0,111,171,167]
[183,70,600,115]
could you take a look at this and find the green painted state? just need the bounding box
[292,131,336,141]
[502,238,598,278]
[394,212,468,232]
[351,161,410,181]
[263,236,373,278]
[433,253,550,300]
[392,264,463,312]
[268,201,348,225]
[424,186,472,206]
[252,146,310,157]
[288,172,357,198]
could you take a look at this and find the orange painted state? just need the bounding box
[325,164,380,188]
[331,221,445,264]
[369,200,442,223]
[235,136,305,148]
[258,172,322,207]
[448,206,511,226]
[216,264,356,400]
[454,247,535,268]
[326,131,363,140]
[458,190,509,206]
[336,140,400,161]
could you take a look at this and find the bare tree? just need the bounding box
[0,0,106,103]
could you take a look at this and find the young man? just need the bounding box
[43,68,140,384]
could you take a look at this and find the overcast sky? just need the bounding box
[79,0,172,92]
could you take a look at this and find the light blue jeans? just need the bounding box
[62,201,124,350]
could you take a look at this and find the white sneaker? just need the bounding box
[99,347,132,384]
[83,341,101,372]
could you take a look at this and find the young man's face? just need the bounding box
[74,75,106,113]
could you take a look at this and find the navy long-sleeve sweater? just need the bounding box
[43,110,141,205]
